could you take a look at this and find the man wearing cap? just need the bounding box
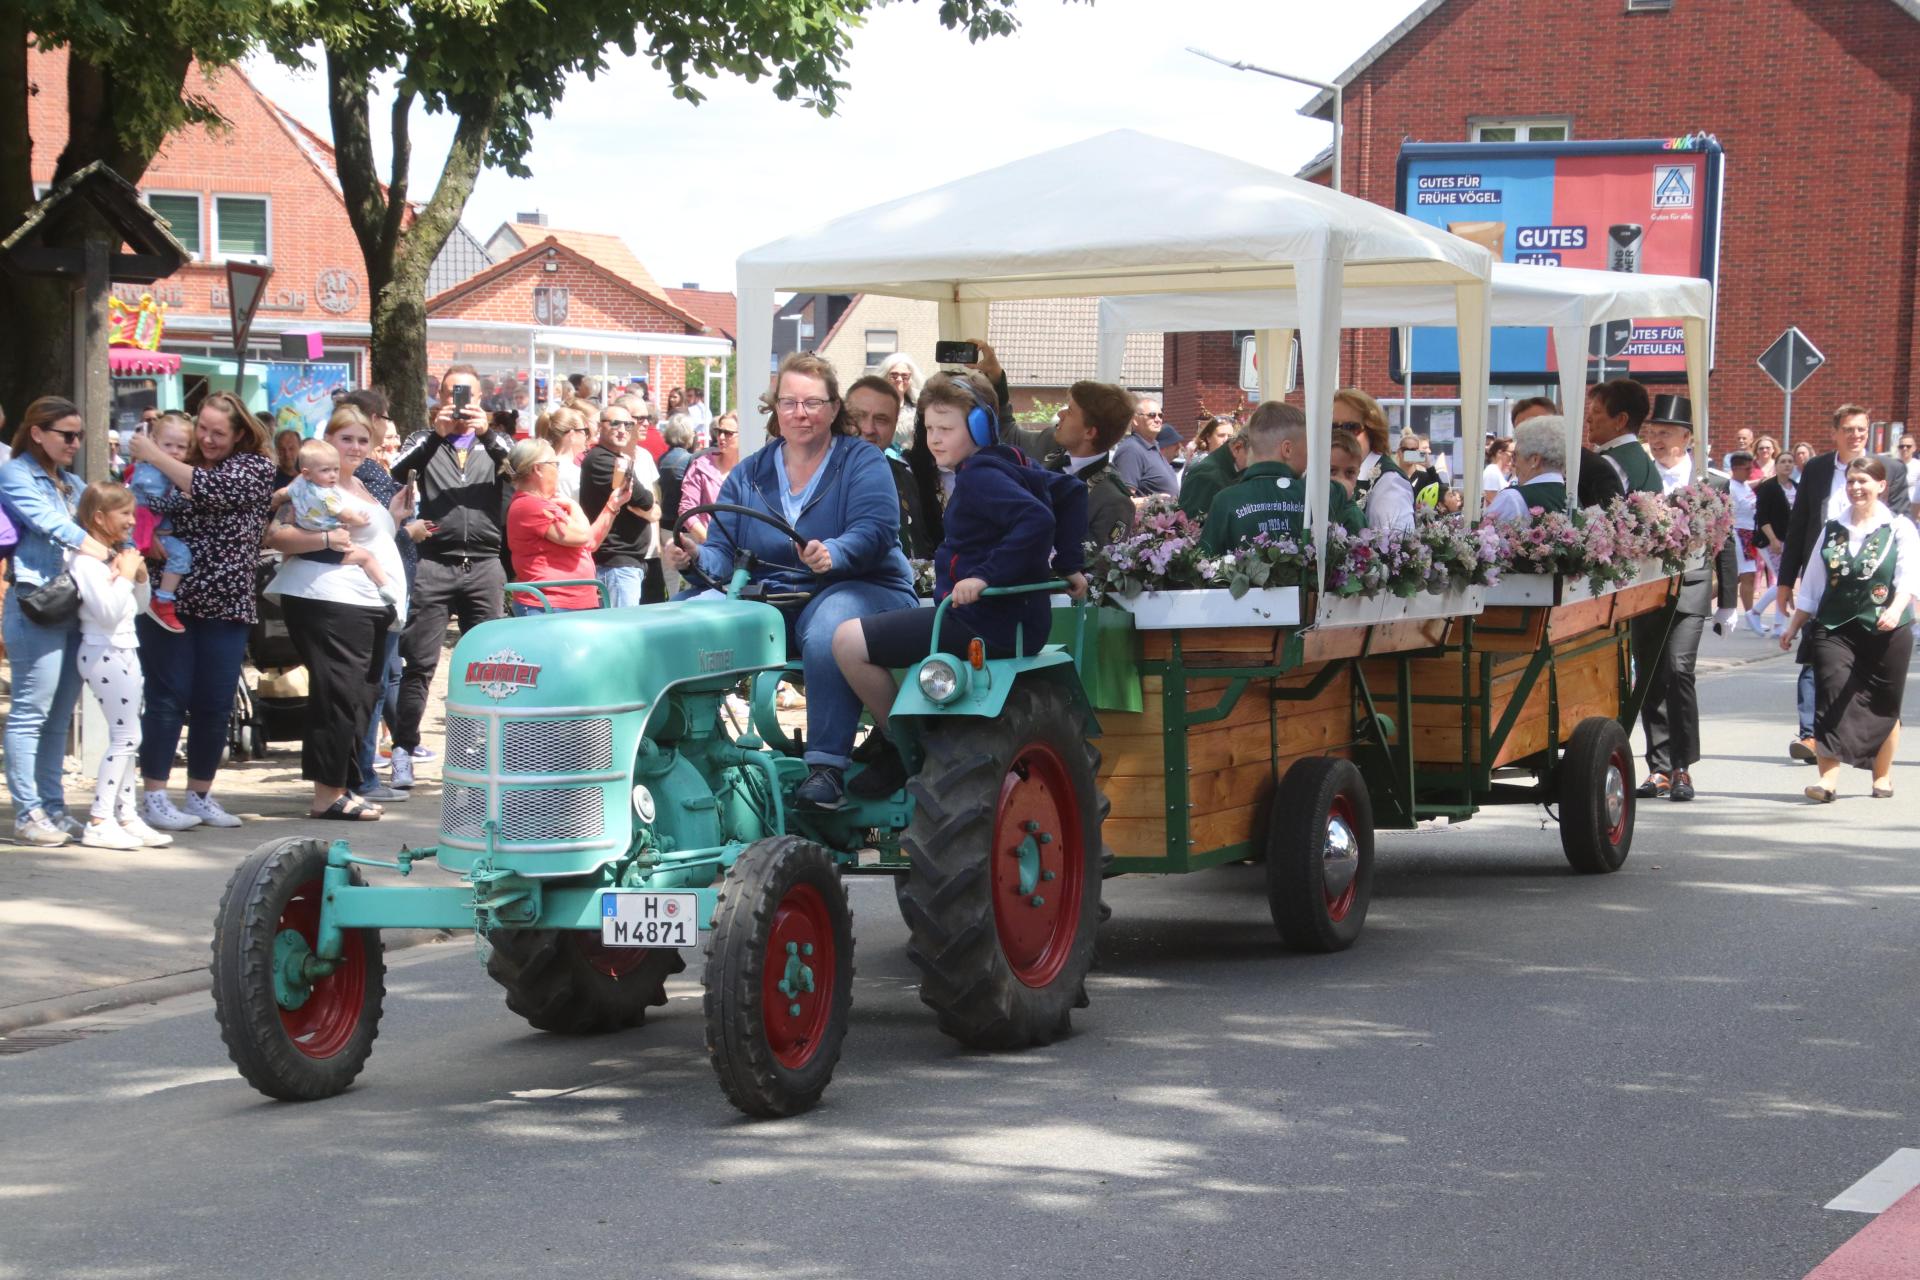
[1632,394,1736,802]
[1585,379,1662,494]
[1110,395,1179,499]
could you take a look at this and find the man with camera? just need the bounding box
[387,364,514,789]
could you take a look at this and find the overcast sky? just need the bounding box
[246,0,1423,293]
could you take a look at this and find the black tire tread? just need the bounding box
[211,837,386,1101]
[1266,757,1375,953]
[1559,717,1635,874]
[485,929,685,1035]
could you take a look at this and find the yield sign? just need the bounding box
[225,261,273,355]
[1757,326,1825,394]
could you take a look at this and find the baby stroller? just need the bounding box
[229,552,308,761]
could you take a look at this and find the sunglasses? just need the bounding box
[1331,419,1364,431]
[712,429,738,438]
[42,428,84,445]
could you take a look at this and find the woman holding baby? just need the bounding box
[263,404,412,821]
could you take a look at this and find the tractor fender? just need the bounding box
[888,651,1102,767]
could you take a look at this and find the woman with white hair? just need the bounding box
[1483,416,1568,524]
[876,352,922,452]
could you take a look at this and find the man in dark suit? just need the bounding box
[1632,396,1737,803]
[1585,379,1663,494]
[1513,395,1627,509]
[1773,403,1910,761]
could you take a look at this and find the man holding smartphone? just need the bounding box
[386,364,514,789]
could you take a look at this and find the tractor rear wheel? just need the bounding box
[1266,757,1374,953]
[900,680,1103,1050]
[1559,717,1635,874]
[485,930,684,1035]
[704,835,855,1118]
[212,838,385,1100]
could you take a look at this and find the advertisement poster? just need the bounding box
[265,362,353,437]
[1394,138,1723,383]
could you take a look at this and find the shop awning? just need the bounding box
[109,348,181,376]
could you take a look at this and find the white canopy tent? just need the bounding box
[1094,263,1715,507]
[736,129,1494,583]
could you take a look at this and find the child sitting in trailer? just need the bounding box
[828,369,1090,805]
[1200,402,1362,554]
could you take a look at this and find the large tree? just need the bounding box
[0,2,275,427]
[307,0,1033,435]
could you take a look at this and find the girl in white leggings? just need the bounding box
[70,483,170,849]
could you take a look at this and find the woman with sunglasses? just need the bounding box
[1334,388,1415,532]
[675,412,741,543]
[0,397,117,845]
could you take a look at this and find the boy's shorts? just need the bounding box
[860,606,1014,669]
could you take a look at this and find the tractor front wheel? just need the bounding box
[704,836,855,1118]
[1266,758,1375,952]
[900,680,1103,1050]
[485,930,685,1035]
[212,838,385,1100]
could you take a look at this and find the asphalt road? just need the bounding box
[2,657,1913,1280]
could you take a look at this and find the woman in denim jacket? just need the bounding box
[0,397,116,846]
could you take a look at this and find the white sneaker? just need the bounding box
[12,808,70,847]
[81,818,142,850]
[183,791,243,828]
[141,791,203,832]
[115,811,174,847]
[390,747,415,789]
[1745,609,1767,636]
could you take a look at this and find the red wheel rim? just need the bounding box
[1605,745,1632,846]
[990,743,1084,988]
[762,882,836,1070]
[276,879,369,1060]
[1325,794,1360,923]
[576,932,652,979]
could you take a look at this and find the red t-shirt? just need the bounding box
[506,493,600,610]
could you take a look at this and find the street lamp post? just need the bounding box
[1187,48,1342,193]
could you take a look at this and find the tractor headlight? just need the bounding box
[917,657,966,705]
[630,784,656,824]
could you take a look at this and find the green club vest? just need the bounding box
[1815,520,1914,630]
[1515,480,1568,515]
[1601,439,1662,494]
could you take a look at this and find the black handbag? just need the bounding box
[18,570,81,626]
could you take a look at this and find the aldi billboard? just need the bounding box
[1393,136,1725,384]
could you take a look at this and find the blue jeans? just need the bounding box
[137,614,251,784]
[354,629,403,794]
[3,590,82,818]
[597,563,664,608]
[154,530,191,583]
[1798,663,1815,740]
[791,579,918,769]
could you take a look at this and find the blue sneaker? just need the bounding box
[794,765,846,811]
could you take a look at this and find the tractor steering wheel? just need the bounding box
[671,502,817,599]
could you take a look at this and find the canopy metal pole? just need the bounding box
[1400,325,1413,440]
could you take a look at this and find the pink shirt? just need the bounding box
[677,454,731,535]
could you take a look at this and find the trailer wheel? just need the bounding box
[1266,758,1374,953]
[1559,717,1635,874]
[704,835,854,1118]
[900,680,1103,1049]
[212,838,385,1100]
[485,930,684,1035]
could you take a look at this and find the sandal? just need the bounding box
[1873,785,1894,799]
[1803,785,1836,804]
[310,795,383,821]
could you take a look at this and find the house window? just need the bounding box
[146,192,201,258]
[1626,0,1673,11]
[212,195,270,263]
[864,329,898,371]
[1470,117,1572,143]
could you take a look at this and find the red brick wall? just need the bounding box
[1162,0,1920,458]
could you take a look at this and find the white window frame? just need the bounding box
[1469,116,1573,143]
[210,193,272,265]
[143,189,204,261]
[863,328,899,371]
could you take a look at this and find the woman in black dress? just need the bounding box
[1778,456,1920,801]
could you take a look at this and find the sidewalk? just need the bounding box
[0,649,459,1032]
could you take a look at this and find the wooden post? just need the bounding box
[73,237,112,481]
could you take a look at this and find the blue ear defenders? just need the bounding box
[953,374,998,448]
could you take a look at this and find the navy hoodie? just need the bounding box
[936,444,1089,654]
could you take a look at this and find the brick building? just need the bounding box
[1161,0,1920,455]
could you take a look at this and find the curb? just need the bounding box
[0,928,459,1037]
[1699,641,1794,674]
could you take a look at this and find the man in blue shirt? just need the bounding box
[1110,395,1178,498]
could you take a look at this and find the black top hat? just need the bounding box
[1648,393,1693,430]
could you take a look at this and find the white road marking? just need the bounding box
[1826,1148,1920,1214]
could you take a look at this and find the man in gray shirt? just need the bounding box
[1110,394,1179,497]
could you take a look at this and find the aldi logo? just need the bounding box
[1653,164,1695,209]
[467,649,540,700]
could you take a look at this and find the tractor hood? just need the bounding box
[448,599,787,713]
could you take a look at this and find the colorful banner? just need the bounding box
[1395,137,1723,383]
[265,362,353,438]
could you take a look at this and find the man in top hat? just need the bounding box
[1631,394,1737,802]
[1585,378,1662,494]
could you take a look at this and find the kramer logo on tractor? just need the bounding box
[466,650,540,700]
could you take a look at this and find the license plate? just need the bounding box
[600,892,699,948]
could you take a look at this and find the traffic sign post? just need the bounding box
[1757,326,1826,450]
[225,261,273,396]
[1589,320,1634,383]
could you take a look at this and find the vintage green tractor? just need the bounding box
[211,504,1103,1117]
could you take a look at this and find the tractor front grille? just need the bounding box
[445,715,488,773]
[501,718,613,774]
[441,781,488,841]
[500,787,604,842]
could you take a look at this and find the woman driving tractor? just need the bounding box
[664,351,916,811]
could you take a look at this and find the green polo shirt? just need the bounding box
[1178,445,1242,521]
